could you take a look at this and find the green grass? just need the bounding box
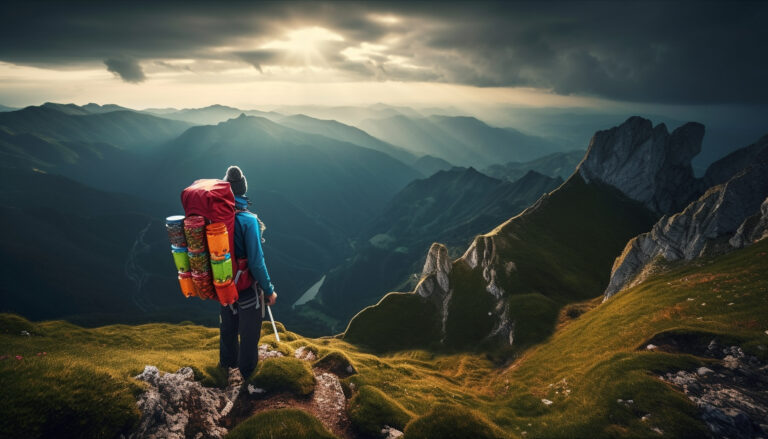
[1,239,765,438]
[489,239,768,438]
[443,262,498,349]
[348,385,413,436]
[0,318,221,438]
[505,293,560,348]
[314,350,356,376]
[343,292,442,351]
[226,408,338,439]
[489,176,656,303]
[403,404,510,439]
[248,356,316,396]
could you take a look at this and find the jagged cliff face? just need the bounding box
[578,116,704,215]
[460,235,516,345]
[411,237,516,346]
[703,134,768,188]
[604,137,768,300]
[730,197,768,248]
[415,243,453,342]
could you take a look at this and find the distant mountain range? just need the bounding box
[144,103,559,170]
[359,114,562,168]
[0,167,201,325]
[0,103,191,150]
[143,104,279,125]
[483,150,585,182]
[410,155,454,176]
[0,102,435,331]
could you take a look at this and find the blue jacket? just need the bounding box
[233,195,275,295]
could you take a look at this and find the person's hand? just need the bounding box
[266,292,277,306]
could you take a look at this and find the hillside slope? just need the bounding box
[359,114,559,168]
[0,167,209,325]
[273,114,417,166]
[0,104,192,149]
[151,115,421,233]
[2,239,765,439]
[483,150,585,182]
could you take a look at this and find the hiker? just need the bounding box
[219,165,278,380]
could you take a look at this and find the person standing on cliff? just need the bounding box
[219,165,278,380]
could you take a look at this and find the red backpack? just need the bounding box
[180,179,240,305]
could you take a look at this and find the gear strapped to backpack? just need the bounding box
[163,178,257,306]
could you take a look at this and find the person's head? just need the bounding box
[223,165,247,196]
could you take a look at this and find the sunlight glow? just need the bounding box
[340,42,388,62]
[368,14,401,24]
[261,27,344,63]
[0,61,607,113]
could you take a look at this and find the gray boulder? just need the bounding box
[128,365,242,439]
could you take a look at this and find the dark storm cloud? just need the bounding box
[1,1,767,104]
[104,57,145,83]
[235,50,283,72]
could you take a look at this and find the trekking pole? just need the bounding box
[258,286,280,342]
[267,306,280,343]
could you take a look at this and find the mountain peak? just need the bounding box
[40,102,90,115]
[577,116,704,214]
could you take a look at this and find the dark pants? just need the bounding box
[219,297,263,379]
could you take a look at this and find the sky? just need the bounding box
[0,0,766,167]
[1,1,767,109]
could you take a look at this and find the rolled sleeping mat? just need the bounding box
[188,250,211,274]
[171,246,190,273]
[184,215,207,252]
[192,271,216,300]
[211,254,233,283]
[206,222,230,260]
[214,279,238,306]
[165,215,187,248]
[178,271,197,298]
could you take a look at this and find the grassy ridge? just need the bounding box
[345,174,657,351]
[1,239,766,438]
[489,239,768,438]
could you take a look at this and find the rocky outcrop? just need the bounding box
[703,134,768,189]
[417,242,452,297]
[462,235,515,345]
[730,197,768,248]
[129,365,242,439]
[415,243,453,342]
[660,343,768,439]
[578,116,704,215]
[604,162,768,298]
[414,239,515,345]
[131,343,352,439]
